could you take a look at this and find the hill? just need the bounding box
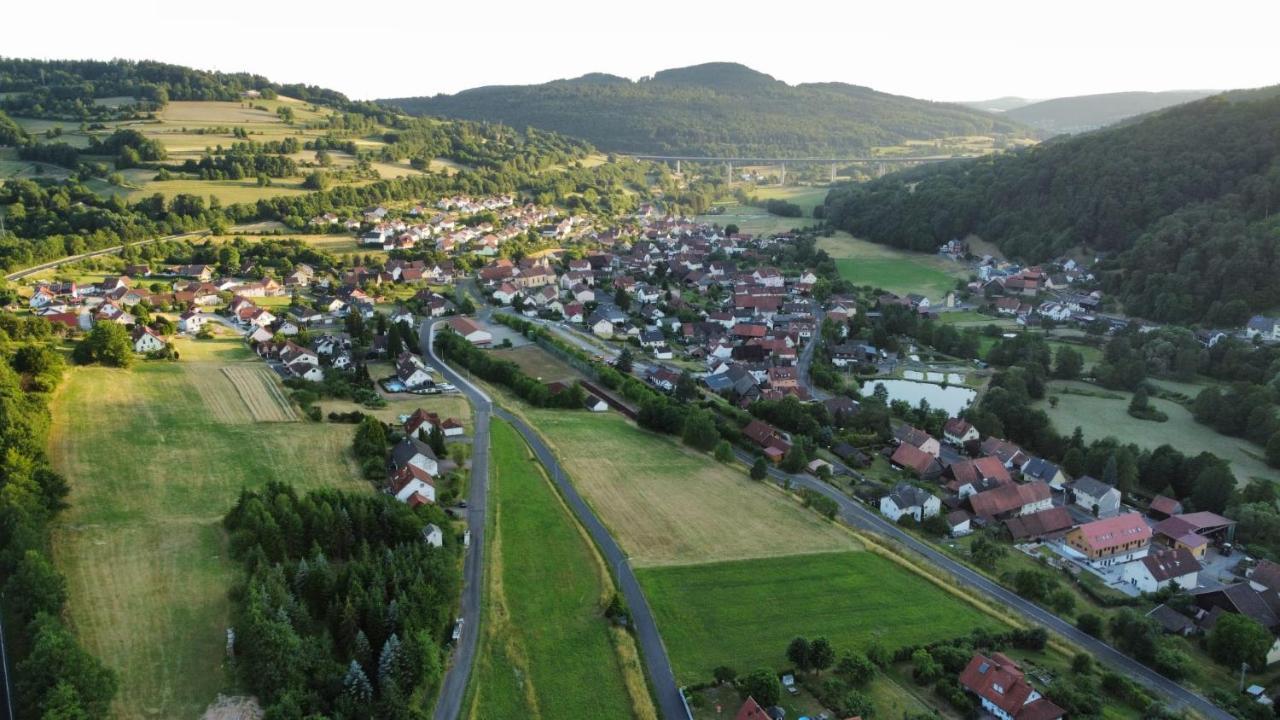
[823,89,1280,324]
[1003,90,1218,134]
[380,62,1028,157]
[958,96,1038,113]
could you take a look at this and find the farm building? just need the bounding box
[446,316,492,345]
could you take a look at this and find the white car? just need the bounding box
[451,618,464,642]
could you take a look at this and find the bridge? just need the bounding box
[622,153,970,181]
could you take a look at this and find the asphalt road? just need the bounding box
[421,321,491,720]
[794,308,831,402]
[748,452,1233,720]
[2,231,209,281]
[423,320,686,720]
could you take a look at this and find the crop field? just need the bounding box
[221,365,298,422]
[1038,380,1279,483]
[520,408,859,566]
[491,344,584,383]
[469,420,653,720]
[49,336,368,718]
[636,551,1004,683]
[817,231,968,301]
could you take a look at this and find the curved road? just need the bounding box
[422,320,685,720]
[421,321,491,720]
[748,453,1232,720]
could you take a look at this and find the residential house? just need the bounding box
[880,483,941,522]
[422,523,443,546]
[894,425,941,457]
[1122,547,1201,593]
[945,457,1012,498]
[131,326,166,353]
[969,481,1052,521]
[387,436,439,477]
[1064,513,1152,566]
[890,443,942,480]
[1021,457,1068,489]
[943,418,979,446]
[1004,507,1074,542]
[958,653,1065,720]
[179,310,209,333]
[397,353,433,389]
[1068,476,1122,518]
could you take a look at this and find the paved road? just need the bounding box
[423,320,686,720]
[3,230,209,282]
[794,308,831,402]
[496,408,687,720]
[746,452,1232,719]
[421,321,491,720]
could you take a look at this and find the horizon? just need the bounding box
[7,0,1279,103]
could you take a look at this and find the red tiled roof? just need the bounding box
[891,443,937,476]
[1071,513,1152,553]
[969,481,1051,519]
[734,696,769,720]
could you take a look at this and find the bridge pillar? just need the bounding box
[779,162,786,185]
[675,159,680,175]
[830,162,837,183]
[726,162,732,182]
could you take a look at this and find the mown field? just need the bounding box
[490,344,585,384]
[468,420,653,720]
[49,336,369,719]
[637,551,1004,684]
[694,186,830,235]
[520,408,860,566]
[817,231,969,301]
[1037,380,1279,483]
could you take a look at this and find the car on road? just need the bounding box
[438,382,456,391]
[451,618,464,643]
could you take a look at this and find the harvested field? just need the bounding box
[222,366,298,422]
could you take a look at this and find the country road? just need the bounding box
[743,450,1233,720]
[422,320,686,720]
[2,230,209,282]
[421,321,491,720]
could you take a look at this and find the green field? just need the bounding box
[694,185,830,235]
[469,420,652,719]
[637,551,1003,683]
[1038,380,1279,483]
[519,408,859,567]
[49,336,369,718]
[817,232,968,301]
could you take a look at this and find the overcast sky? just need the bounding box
[8,0,1278,102]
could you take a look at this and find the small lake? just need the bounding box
[860,379,977,415]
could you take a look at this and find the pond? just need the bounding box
[860,378,977,415]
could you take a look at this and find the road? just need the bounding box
[746,452,1232,719]
[794,308,831,401]
[2,230,209,282]
[421,321,491,720]
[495,407,687,720]
[423,320,686,720]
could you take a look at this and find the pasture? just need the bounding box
[636,551,1004,684]
[1037,380,1279,483]
[490,344,584,383]
[49,336,368,719]
[520,408,860,566]
[694,186,831,235]
[469,420,653,720]
[817,231,969,301]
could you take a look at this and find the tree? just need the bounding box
[342,660,373,702]
[786,637,812,671]
[714,440,733,463]
[675,371,698,403]
[4,550,67,624]
[217,245,241,274]
[739,668,781,707]
[681,409,720,452]
[1207,613,1272,671]
[836,652,874,686]
[1266,431,1280,469]
[353,416,388,460]
[302,171,330,191]
[809,637,835,674]
[781,444,807,473]
[615,347,633,373]
[613,285,631,311]
[72,322,133,367]
[427,424,447,458]
[750,457,768,481]
[713,666,737,685]
[1190,461,1236,513]
[1053,346,1084,379]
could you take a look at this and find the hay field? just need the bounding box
[49,336,368,718]
[817,231,969,300]
[521,409,859,567]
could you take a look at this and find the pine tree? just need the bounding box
[342,659,373,702]
[378,634,404,689]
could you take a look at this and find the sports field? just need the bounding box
[1038,380,1279,483]
[636,551,1004,683]
[521,409,859,566]
[468,420,654,720]
[49,336,368,718]
[817,232,968,301]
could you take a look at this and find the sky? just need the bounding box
[7,0,1279,102]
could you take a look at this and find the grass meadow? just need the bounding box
[817,232,968,301]
[468,420,654,720]
[49,336,369,718]
[519,408,860,566]
[1038,380,1279,483]
[636,551,1004,684]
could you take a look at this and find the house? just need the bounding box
[492,283,520,305]
[1192,584,1280,663]
[1021,457,1068,489]
[390,461,437,506]
[943,418,979,446]
[1147,604,1197,636]
[388,436,439,477]
[969,481,1052,520]
[397,353,433,389]
[1152,511,1236,559]
[890,443,942,479]
[880,483,941,522]
[981,437,1031,469]
[179,310,209,333]
[1064,513,1152,565]
[893,425,941,457]
[947,510,973,537]
[404,408,462,439]
[1122,547,1201,593]
[1246,315,1280,342]
[958,653,1065,720]
[286,359,324,382]
[422,523,443,547]
[1004,507,1074,541]
[733,696,769,720]
[131,326,167,353]
[945,457,1012,498]
[584,394,609,412]
[1068,475,1122,518]
[1149,495,1184,521]
[446,316,492,345]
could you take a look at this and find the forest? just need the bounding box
[824,88,1280,323]
[383,62,1025,157]
[223,482,459,718]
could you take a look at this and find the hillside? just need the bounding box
[381,62,1028,157]
[823,89,1280,324]
[958,96,1038,113]
[1003,89,1217,134]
